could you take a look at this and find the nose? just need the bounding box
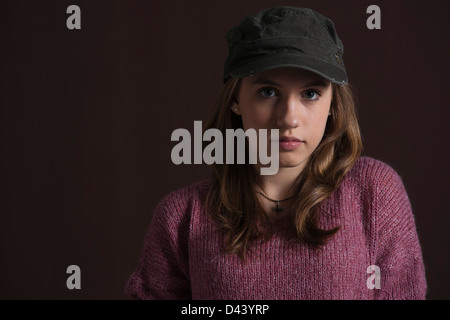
[276,94,300,128]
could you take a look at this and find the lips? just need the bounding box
[279,136,303,143]
[277,136,304,151]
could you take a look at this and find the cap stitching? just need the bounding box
[230,35,342,50]
[229,52,345,73]
[229,65,347,85]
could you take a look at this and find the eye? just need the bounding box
[258,87,277,98]
[303,89,321,101]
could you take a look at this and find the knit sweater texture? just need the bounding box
[125,156,427,300]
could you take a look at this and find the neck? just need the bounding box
[257,165,305,200]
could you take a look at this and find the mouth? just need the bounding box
[276,136,304,151]
[278,136,303,143]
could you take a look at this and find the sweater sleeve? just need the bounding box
[124,191,192,300]
[372,163,427,300]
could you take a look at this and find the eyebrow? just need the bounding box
[251,77,330,88]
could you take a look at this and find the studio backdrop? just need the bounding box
[1,0,449,299]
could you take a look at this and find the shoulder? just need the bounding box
[344,156,406,194]
[347,156,402,183]
[158,179,211,209]
[337,156,411,214]
[342,156,412,217]
[152,179,211,225]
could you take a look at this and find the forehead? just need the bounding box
[244,67,329,87]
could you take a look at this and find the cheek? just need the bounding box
[240,104,272,130]
[310,120,328,142]
[305,104,331,141]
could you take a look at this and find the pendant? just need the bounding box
[273,201,282,213]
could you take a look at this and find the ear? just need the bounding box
[230,98,241,115]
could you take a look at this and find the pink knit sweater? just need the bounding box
[125,156,427,300]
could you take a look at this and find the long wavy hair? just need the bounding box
[204,76,362,260]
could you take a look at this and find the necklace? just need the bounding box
[257,191,294,213]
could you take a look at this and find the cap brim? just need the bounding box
[227,53,348,85]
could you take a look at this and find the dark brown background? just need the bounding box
[1,0,449,299]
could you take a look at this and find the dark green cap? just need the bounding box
[223,6,348,84]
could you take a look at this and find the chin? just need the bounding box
[278,159,305,169]
[278,153,309,169]
[278,163,302,169]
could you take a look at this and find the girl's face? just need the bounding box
[232,67,333,170]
